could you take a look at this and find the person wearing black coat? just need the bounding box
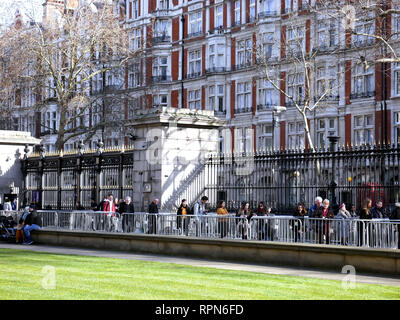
[148,198,159,234]
[391,203,400,249]
[253,202,266,240]
[236,202,250,240]
[119,196,135,233]
[292,203,307,243]
[97,195,107,211]
[314,199,334,244]
[75,201,85,210]
[177,199,191,236]
[119,198,134,213]
[370,200,388,219]
[358,199,372,246]
[89,198,97,211]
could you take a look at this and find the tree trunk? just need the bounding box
[302,111,315,152]
[55,102,67,151]
[301,111,320,176]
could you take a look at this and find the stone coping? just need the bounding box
[0,130,41,145]
[35,229,400,258]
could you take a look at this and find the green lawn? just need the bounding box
[0,248,398,300]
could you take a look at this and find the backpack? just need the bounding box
[191,202,199,216]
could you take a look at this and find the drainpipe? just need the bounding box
[181,14,185,108]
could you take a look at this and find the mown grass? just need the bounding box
[0,248,398,300]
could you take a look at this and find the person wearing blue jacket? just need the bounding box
[21,205,41,245]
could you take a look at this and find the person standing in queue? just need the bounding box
[193,196,208,237]
[177,199,191,236]
[148,198,159,234]
[217,200,229,239]
[119,196,135,233]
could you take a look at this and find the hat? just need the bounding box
[395,202,400,208]
[29,204,35,209]
[339,203,345,210]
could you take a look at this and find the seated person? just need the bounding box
[4,216,17,236]
[21,205,41,245]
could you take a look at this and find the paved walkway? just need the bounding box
[1,242,399,287]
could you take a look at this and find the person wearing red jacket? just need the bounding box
[103,194,116,215]
[314,199,334,244]
[103,194,118,232]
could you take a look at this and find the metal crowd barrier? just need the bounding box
[37,210,124,232]
[301,217,400,249]
[303,217,362,246]
[121,213,248,239]
[6,210,398,249]
[363,219,400,249]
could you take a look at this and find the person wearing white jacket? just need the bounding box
[336,203,353,245]
[193,196,208,237]
[337,203,352,219]
[3,201,12,211]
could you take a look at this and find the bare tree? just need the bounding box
[311,0,400,145]
[315,0,400,62]
[256,6,347,152]
[0,0,141,150]
[256,0,400,150]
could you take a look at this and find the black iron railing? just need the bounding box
[205,67,227,74]
[22,141,400,214]
[152,35,171,45]
[187,31,203,39]
[185,72,202,79]
[150,75,172,83]
[234,107,253,114]
[214,110,227,116]
[313,95,340,102]
[22,144,135,211]
[350,91,376,100]
[204,143,400,212]
[258,11,278,18]
[233,62,253,71]
[257,104,274,111]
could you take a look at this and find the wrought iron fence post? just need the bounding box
[37,145,46,209]
[76,140,85,207]
[119,152,124,201]
[95,140,104,205]
[21,144,29,207]
[57,155,62,210]
[328,136,340,210]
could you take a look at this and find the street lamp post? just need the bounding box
[38,144,45,209]
[181,14,185,109]
[272,106,287,149]
[381,0,388,146]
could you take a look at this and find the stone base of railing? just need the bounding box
[31,230,400,276]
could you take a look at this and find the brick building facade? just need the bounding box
[8,0,400,153]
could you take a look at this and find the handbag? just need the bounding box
[16,228,24,243]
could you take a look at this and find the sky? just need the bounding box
[0,0,43,27]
